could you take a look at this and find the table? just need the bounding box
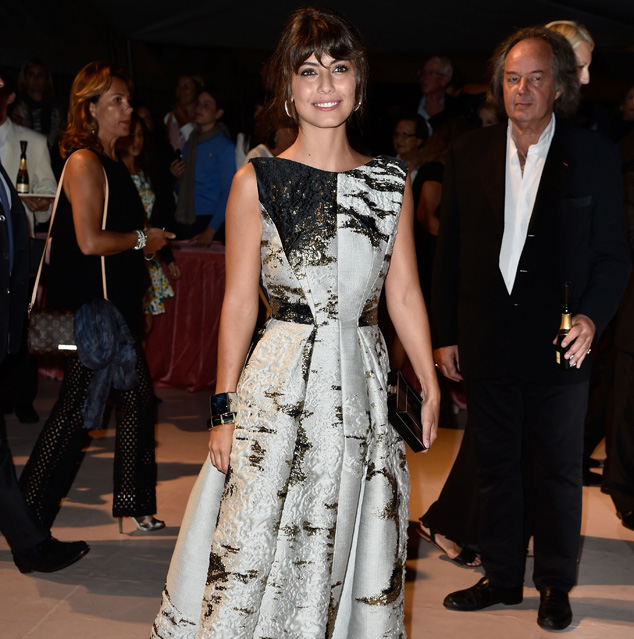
[146,242,225,392]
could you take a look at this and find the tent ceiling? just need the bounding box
[89,0,634,53]
[2,0,633,95]
[4,1,634,62]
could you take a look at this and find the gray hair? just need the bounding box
[428,55,453,80]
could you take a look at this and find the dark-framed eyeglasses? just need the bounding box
[418,69,448,78]
[393,131,417,138]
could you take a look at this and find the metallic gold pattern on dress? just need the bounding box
[151,156,409,639]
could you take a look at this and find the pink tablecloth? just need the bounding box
[146,242,225,392]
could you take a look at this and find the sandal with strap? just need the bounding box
[118,516,166,534]
[416,520,480,567]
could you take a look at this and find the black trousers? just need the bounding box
[465,378,588,591]
[603,349,634,514]
[19,342,157,529]
[0,414,48,552]
[0,321,38,409]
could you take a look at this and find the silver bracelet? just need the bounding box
[133,229,147,250]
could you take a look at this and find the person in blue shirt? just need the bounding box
[172,87,236,245]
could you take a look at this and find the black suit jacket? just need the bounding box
[0,163,29,363]
[432,121,631,384]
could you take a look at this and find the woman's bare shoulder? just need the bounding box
[234,161,257,184]
[226,163,260,229]
[230,162,259,200]
[65,149,103,175]
[63,150,106,195]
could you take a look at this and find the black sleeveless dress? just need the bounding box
[47,151,149,335]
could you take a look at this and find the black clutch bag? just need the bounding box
[387,370,426,452]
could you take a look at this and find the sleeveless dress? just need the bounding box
[46,151,149,335]
[130,170,175,316]
[151,155,410,639]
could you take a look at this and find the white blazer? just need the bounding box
[3,120,56,236]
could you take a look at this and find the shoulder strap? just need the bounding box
[101,169,109,299]
[29,153,110,312]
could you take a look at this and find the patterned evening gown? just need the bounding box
[151,155,410,639]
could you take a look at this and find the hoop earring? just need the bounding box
[354,101,361,112]
[284,100,292,118]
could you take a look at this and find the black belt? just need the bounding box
[270,300,378,327]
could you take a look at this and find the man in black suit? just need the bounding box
[433,27,630,630]
[0,83,89,572]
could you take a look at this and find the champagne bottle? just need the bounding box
[555,282,572,369]
[16,140,29,194]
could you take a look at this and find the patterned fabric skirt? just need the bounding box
[144,258,175,316]
[151,321,409,639]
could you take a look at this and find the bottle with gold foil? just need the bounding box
[16,140,29,194]
[555,282,572,369]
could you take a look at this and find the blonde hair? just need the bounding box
[545,20,594,51]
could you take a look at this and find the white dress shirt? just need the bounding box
[499,114,556,293]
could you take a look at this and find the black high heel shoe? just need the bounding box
[416,520,480,567]
[118,515,165,534]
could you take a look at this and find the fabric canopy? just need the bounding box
[4,0,634,66]
[87,0,634,52]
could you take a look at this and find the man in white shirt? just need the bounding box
[0,67,56,237]
[433,27,630,630]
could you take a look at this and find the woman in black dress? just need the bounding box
[19,62,174,532]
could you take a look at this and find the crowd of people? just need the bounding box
[1,5,634,637]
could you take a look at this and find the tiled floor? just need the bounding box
[1,378,633,638]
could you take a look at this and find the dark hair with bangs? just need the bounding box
[265,6,368,126]
[488,26,579,120]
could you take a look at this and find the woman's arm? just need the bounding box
[208,163,262,473]
[415,180,442,236]
[64,150,171,255]
[385,175,440,450]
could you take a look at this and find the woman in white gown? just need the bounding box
[151,7,440,638]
